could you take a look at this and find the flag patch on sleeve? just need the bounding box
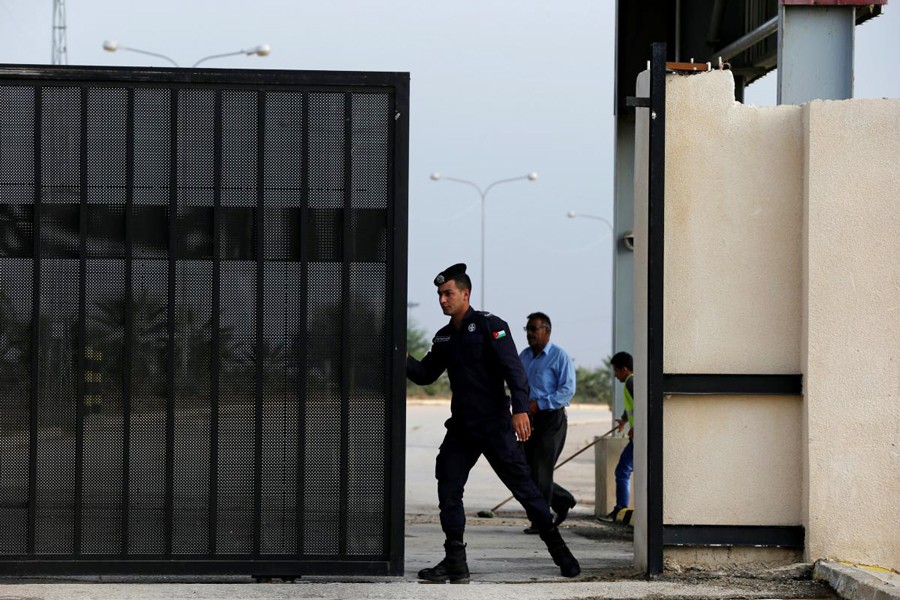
[492,330,507,340]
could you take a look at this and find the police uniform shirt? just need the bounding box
[407,307,530,429]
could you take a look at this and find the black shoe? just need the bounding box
[553,498,576,527]
[522,525,539,535]
[418,540,470,583]
[539,526,581,578]
[602,507,620,522]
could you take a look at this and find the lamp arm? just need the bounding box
[569,212,614,233]
[482,174,534,197]
[118,46,180,68]
[435,176,484,197]
[593,218,614,233]
[192,50,247,68]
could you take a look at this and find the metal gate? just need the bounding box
[0,65,409,576]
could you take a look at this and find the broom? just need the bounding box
[476,424,619,518]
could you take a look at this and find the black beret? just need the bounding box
[434,263,467,286]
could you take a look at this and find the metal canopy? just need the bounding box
[615,0,883,109]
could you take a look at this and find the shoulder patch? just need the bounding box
[433,335,450,343]
[492,330,507,340]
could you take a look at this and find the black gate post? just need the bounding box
[164,87,178,558]
[646,41,667,577]
[121,87,135,555]
[387,77,410,576]
[27,86,43,556]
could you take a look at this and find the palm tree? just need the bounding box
[0,287,30,430]
[0,204,32,259]
[90,286,168,411]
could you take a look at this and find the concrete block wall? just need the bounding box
[594,436,633,517]
[661,72,805,539]
[632,70,900,571]
[801,98,900,569]
[663,395,802,526]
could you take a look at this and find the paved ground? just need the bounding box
[405,401,610,519]
[0,401,891,599]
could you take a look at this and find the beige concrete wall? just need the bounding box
[594,436,634,517]
[660,71,805,530]
[665,547,802,569]
[802,99,900,570]
[631,69,805,572]
[663,395,802,525]
[664,71,803,374]
[632,68,899,572]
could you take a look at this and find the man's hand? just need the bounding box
[512,412,532,442]
[528,399,539,415]
[616,417,627,433]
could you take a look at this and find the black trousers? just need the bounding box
[435,421,554,535]
[524,408,575,515]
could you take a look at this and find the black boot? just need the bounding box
[540,526,581,578]
[417,540,470,583]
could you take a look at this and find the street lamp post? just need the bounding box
[102,40,271,68]
[430,172,538,308]
[101,40,178,67]
[566,210,618,424]
[566,211,615,316]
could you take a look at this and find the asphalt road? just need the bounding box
[405,400,614,519]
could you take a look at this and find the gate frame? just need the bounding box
[634,44,805,576]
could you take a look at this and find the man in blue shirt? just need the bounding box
[519,312,577,534]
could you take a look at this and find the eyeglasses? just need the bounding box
[523,325,548,332]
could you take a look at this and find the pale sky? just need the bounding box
[0,1,897,366]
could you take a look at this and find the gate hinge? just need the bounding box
[626,96,651,108]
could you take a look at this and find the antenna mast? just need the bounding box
[52,0,68,65]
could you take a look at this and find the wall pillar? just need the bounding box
[801,99,900,569]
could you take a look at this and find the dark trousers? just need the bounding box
[524,408,575,515]
[435,422,554,535]
[614,439,634,511]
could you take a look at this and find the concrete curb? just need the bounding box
[814,561,900,600]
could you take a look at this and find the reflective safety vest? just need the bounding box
[623,374,634,428]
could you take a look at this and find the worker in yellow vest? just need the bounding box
[607,352,633,520]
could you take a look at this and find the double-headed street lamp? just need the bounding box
[102,40,271,68]
[568,211,634,250]
[430,172,538,308]
[566,211,615,309]
[566,210,623,424]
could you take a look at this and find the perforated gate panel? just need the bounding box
[0,66,409,576]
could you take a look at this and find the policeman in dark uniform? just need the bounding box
[407,263,580,582]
